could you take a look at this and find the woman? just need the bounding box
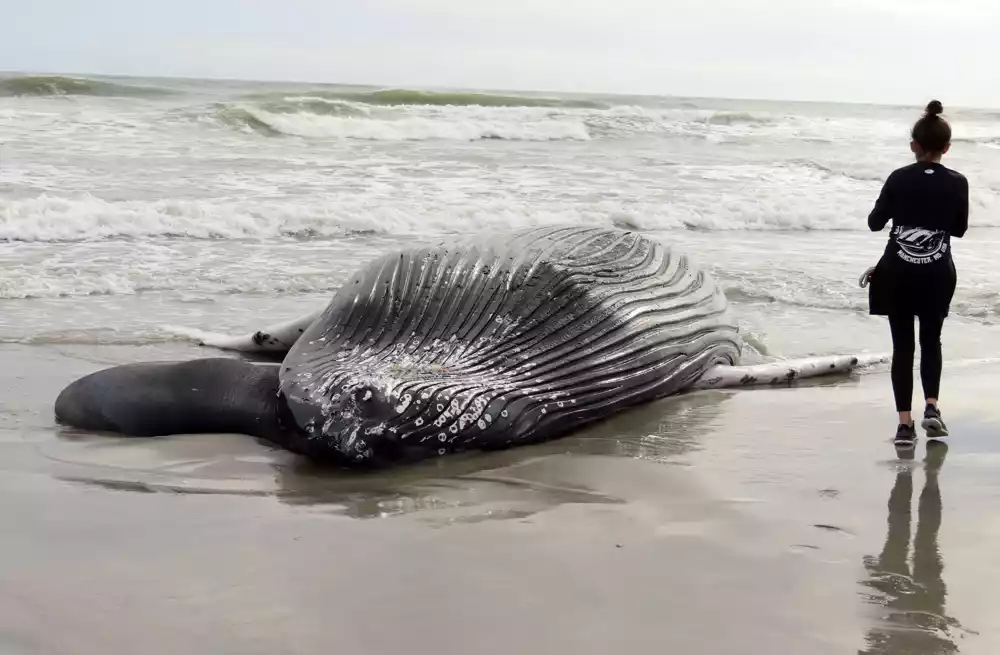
[867,100,969,447]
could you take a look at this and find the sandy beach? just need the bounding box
[1,341,997,654]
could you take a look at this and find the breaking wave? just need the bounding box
[244,88,606,109]
[256,96,370,117]
[0,75,174,98]
[213,106,284,136]
[723,284,863,311]
[203,99,842,144]
[5,191,999,246]
[0,267,340,299]
[699,111,776,126]
[0,329,187,345]
[209,103,591,141]
[786,159,887,183]
[724,282,1000,323]
[954,136,1000,149]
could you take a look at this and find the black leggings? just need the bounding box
[888,314,945,413]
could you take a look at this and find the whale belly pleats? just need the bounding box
[279,227,742,465]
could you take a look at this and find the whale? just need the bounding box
[54,226,886,468]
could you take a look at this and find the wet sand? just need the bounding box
[1,342,998,654]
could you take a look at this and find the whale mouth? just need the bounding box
[278,381,411,467]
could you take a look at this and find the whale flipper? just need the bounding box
[694,353,889,390]
[168,310,325,354]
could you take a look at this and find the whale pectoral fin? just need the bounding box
[164,310,324,354]
[201,328,295,353]
[693,353,890,390]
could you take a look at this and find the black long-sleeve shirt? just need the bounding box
[868,162,969,266]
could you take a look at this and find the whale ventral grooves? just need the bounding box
[277,226,742,467]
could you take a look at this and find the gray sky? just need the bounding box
[3,0,997,106]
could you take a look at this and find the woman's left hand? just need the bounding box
[859,266,875,288]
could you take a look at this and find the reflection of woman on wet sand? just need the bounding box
[860,444,965,654]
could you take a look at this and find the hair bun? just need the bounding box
[926,100,944,117]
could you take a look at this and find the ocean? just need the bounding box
[1,73,999,364]
[3,73,1000,654]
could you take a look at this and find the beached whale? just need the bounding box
[54,226,885,468]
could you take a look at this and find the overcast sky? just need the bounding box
[2,0,996,107]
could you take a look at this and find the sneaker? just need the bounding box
[895,422,917,447]
[921,404,949,438]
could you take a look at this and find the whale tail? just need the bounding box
[694,353,889,390]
